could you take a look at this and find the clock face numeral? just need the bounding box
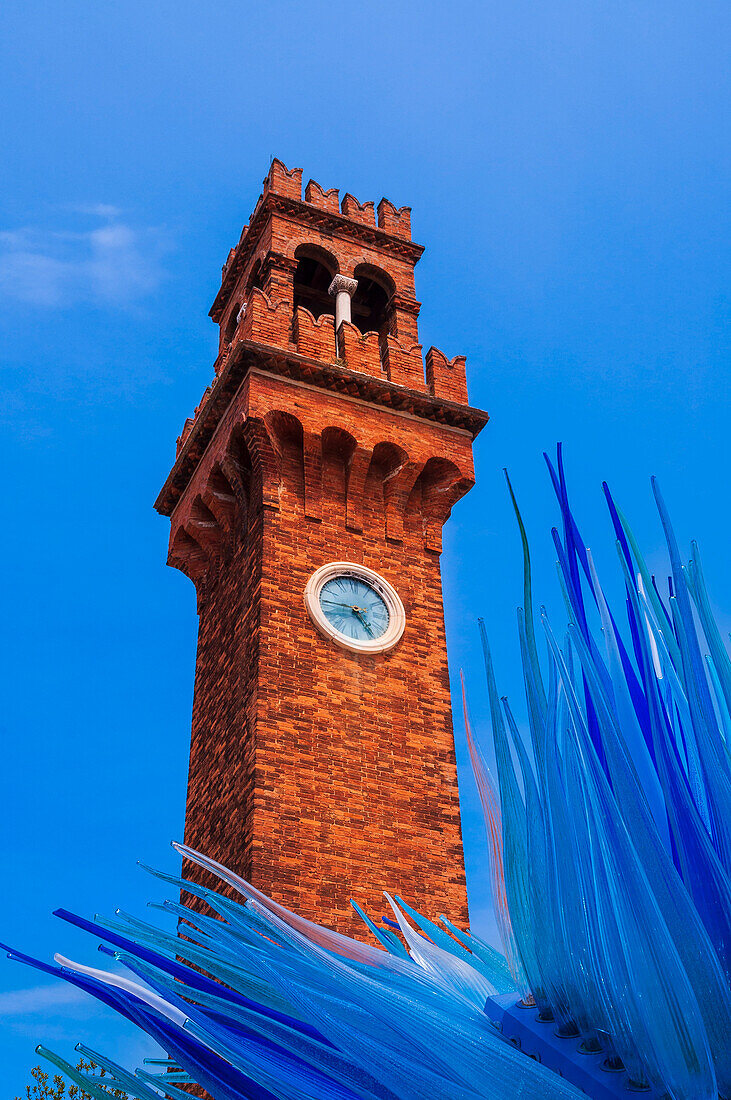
[319,575,390,642]
[304,562,406,654]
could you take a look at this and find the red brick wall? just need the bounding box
[183,495,262,889]
[177,370,473,932]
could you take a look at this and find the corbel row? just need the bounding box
[167,412,474,590]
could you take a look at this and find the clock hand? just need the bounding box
[321,599,376,636]
[322,600,371,614]
[352,607,375,638]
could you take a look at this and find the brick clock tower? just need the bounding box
[155,160,488,933]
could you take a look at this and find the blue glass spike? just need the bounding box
[688,543,731,721]
[54,908,326,1042]
[350,900,408,957]
[128,1006,282,1100]
[652,478,719,735]
[74,1043,166,1100]
[38,1046,159,1100]
[135,1069,195,1098]
[504,468,546,714]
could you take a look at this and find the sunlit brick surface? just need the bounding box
[156,161,488,933]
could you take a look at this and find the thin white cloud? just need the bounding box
[88,223,163,302]
[0,250,70,307]
[0,208,168,308]
[67,202,123,219]
[0,983,89,1017]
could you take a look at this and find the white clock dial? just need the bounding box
[304,563,406,654]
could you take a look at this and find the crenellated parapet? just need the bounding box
[382,335,425,390]
[376,197,411,239]
[255,159,412,237]
[263,158,303,202]
[182,337,472,459]
[293,306,336,361]
[425,347,469,405]
[238,287,292,349]
[304,178,340,214]
[335,322,382,378]
[340,193,376,227]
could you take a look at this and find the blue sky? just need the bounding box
[1,0,729,1090]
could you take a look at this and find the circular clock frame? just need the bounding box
[304,562,406,654]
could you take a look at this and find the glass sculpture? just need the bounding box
[6,447,730,1100]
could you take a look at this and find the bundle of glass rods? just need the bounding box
[6,447,730,1100]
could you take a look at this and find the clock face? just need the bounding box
[319,573,390,643]
[304,562,406,654]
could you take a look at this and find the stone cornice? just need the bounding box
[210,192,426,322]
[155,341,489,517]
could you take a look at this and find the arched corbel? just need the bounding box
[419,459,474,553]
[219,455,249,522]
[383,459,424,542]
[200,465,238,533]
[242,416,282,511]
[222,424,253,525]
[345,444,372,533]
[167,526,209,587]
[321,426,360,530]
[302,430,323,522]
[184,497,225,557]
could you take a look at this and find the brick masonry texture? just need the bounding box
[157,161,489,935]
